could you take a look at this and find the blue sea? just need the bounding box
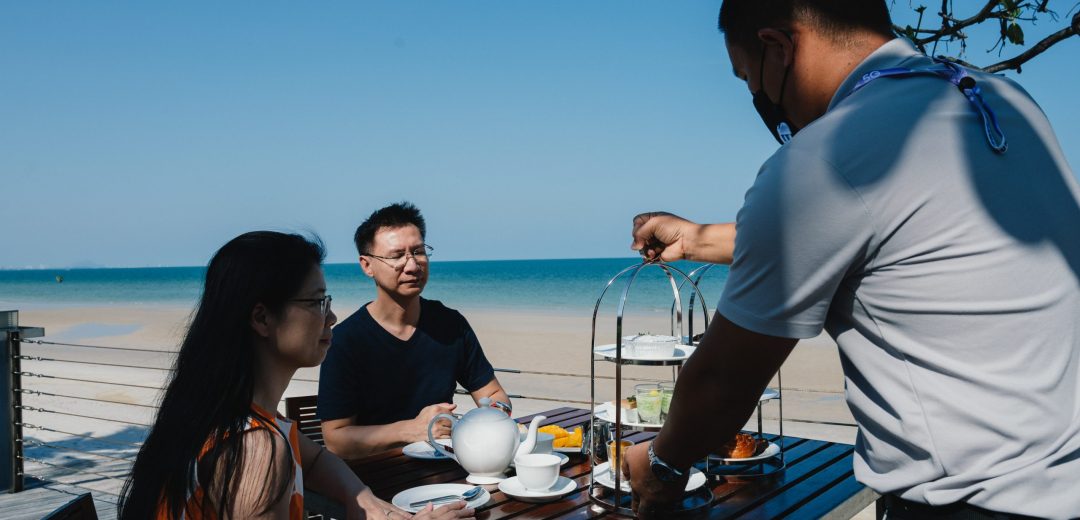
[0,258,728,316]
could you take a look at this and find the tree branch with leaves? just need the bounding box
[892,0,1080,73]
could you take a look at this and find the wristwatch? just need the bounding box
[648,442,687,483]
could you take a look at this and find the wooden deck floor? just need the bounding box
[0,478,117,520]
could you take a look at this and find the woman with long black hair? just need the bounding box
[118,231,471,519]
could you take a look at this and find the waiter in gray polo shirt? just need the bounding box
[622,1,1080,518]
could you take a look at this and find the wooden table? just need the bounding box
[311,407,878,519]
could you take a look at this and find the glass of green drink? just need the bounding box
[660,381,675,421]
[635,383,662,424]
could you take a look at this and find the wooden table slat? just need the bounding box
[728,446,856,518]
[781,471,878,520]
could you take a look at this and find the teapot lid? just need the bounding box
[462,397,509,423]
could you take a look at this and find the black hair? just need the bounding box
[118,231,325,520]
[353,201,427,255]
[719,0,894,49]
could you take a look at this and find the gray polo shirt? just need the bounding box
[719,38,1080,518]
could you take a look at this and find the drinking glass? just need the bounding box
[635,383,662,424]
[660,381,675,421]
[607,439,634,481]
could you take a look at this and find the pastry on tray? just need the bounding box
[718,433,767,459]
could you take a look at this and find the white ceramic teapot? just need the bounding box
[427,398,545,483]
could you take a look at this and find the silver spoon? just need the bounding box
[408,486,483,508]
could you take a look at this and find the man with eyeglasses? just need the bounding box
[319,202,511,458]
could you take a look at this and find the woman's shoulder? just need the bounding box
[228,428,296,517]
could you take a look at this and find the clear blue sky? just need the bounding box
[3,1,1077,268]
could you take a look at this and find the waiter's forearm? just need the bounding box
[651,314,795,470]
[686,223,736,265]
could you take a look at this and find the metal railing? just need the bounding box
[0,312,674,502]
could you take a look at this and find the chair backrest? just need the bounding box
[285,394,324,445]
[44,493,98,520]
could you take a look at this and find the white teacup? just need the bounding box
[514,453,561,491]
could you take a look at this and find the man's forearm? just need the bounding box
[651,314,795,470]
[471,378,511,414]
[324,421,413,460]
[687,223,736,265]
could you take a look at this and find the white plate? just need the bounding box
[554,445,584,454]
[498,476,577,503]
[593,461,706,493]
[594,344,695,362]
[593,402,663,429]
[713,441,781,463]
[391,483,490,513]
[511,452,570,468]
[402,441,450,460]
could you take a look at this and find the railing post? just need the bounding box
[1,310,44,493]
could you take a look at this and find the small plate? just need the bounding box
[391,483,490,513]
[402,441,450,460]
[511,452,570,468]
[594,344,696,362]
[499,476,577,503]
[593,462,706,493]
[553,446,584,454]
[712,441,781,463]
[593,402,662,429]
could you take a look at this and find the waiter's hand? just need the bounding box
[631,212,700,263]
[622,441,688,519]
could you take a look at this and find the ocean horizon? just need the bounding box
[1,258,729,316]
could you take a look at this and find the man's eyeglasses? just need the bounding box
[291,295,333,317]
[364,244,434,271]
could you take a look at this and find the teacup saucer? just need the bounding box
[498,476,576,503]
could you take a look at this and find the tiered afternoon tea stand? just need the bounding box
[587,261,713,515]
[587,262,785,516]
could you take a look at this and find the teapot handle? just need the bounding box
[427,413,458,460]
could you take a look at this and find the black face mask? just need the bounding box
[751,44,796,145]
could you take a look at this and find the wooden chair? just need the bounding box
[43,493,98,520]
[285,394,324,445]
[286,395,335,519]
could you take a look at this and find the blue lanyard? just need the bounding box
[841,59,1008,154]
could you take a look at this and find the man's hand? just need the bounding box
[411,403,457,441]
[622,441,688,519]
[631,212,700,263]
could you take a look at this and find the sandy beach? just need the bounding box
[11,302,863,516]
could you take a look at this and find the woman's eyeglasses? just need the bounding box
[363,244,434,272]
[291,294,333,316]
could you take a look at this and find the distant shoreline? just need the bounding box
[0,256,647,272]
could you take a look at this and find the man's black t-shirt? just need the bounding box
[317,298,496,425]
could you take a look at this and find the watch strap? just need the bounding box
[649,442,686,479]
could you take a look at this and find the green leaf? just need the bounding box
[1006,22,1025,45]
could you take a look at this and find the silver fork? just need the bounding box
[407,486,483,508]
